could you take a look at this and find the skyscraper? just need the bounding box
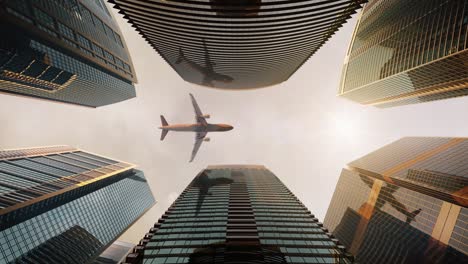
[108,0,366,89]
[324,137,468,263]
[122,165,353,264]
[0,0,137,107]
[338,0,468,107]
[0,146,155,263]
[93,241,135,264]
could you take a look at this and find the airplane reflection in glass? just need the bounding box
[175,40,234,87]
[191,170,233,216]
[159,93,234,162]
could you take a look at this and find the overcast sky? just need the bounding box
[1,7,468,244]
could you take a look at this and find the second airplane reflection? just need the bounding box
[159,93,234,162]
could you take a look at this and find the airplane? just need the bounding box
[175,39,234,87]
[159,93,234,162]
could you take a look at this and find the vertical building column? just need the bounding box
[432,202,462,244]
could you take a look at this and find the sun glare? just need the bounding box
[330,111,363,141]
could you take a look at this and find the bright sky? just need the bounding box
[1,7,468,244]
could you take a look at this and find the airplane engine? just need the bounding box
[201,114,210,119]
[203,138,210,142]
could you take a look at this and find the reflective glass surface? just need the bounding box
[0,147,155,263]
[348,137,468,202]
[339,0,468,107]
[93,240,135,264]
[0,0,136,107]
[324,137,468,264]
[111,0,366,89]
[134,166,352,264]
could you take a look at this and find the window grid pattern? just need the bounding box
[1,0,136,107]
[7,0,134,77]
[324,137,468,263]
[131,166,352,264]
[0,170,154,263]
[0,146,128,211]
[449,207,468,254]
[0,40,136,107]
[339,0,468,107]
[6,0,132,76]
[248,170,347,263]
[348,137,468,203]
[323,169,371,235]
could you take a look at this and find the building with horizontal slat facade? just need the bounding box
[0,0,137,107]
[122,165,353,264]
[324,137,468,263]
[108,0,366,89]
[0,146,155,263]
[338,0,468,107]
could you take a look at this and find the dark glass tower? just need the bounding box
[0,0,137,107]
[338,0,468,107]
[324,137,468,263]
[0,146,155,263]
[109,0,366,89]
[122,165,353,264]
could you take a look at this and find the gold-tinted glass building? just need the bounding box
[109,0,366,89]
[324,137,468,263]
[93,240,135,263]
[338,0,468,107]
[122,165,353,264]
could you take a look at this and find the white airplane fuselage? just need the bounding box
[159,123,233,132]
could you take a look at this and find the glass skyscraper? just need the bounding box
[108,0,366,89]
[0,146,155,263]
[0,0,137,107]
[324,137,468,263]
[122,165,353,264]
[338,0,468,107]
[93,240,135,264]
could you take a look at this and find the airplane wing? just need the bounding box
[189,93,208,125]
[190,132,207,162]
[385,184,399,194]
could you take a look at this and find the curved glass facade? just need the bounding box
[339,0,468,107]
[109,0,366,89]
[0,0,136,107]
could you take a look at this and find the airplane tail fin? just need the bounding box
[160,115,169,141]
[175,48,185,64]
[160,115,168,126]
